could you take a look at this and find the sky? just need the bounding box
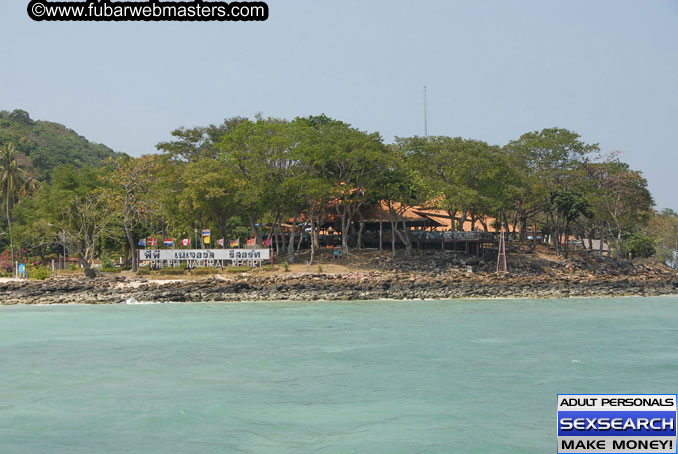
[1,0,677,208]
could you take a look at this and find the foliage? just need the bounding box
[0,109,121,179]
[27,265,51,280]
[625,233,656,258]
[101,154,163,271]
[548,188,593,223]
[0,142,35,267]
[156,268,186,276]
[102,267,121,273]
[226,266,251,273]
[101,255,121,273]
[2,111,660,268]
[49,167,116,269]
[0,248,14,272]
[191,267,220,275]
[647,209,678,266]
[583,157,654,259]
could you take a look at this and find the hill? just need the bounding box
[0,109,123,179]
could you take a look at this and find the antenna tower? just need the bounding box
[496,225,508,273]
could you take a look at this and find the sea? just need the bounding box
[1,297,677,453]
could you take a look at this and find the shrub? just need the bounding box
[28,265,51,280]
[101,256,120,273]
[226,266,251,274]
[626,233,656,258]
[261,264,274,271]
[101,256,115,270]
[157,268,185,276]
[102,267,121,273]
[137,267,151,276]
[191,267,220,275]
[281,261,289,272]
[316,265,323,273]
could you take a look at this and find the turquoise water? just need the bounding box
[1,297,677,453]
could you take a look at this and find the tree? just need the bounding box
[546,187,593,257]
[369,145,427,257]
[0,143,32,269]
[103,155,162,271]
[302,117,387,254]
[178,158,245,247]
[399,136,510,232]
[157,117,248,162]
[61,192,115,270]
[284,119,335,264]
[41,165,115,271]
[625,233,656,259]
[647,209,678,267]
[504,128,598,242]
[216,117,295,248]
[0,109,120,180]
[584,158,653,260]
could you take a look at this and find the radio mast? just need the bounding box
[496,225,508,273]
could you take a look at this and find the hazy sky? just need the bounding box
[1,0,676,208]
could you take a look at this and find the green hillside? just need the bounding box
[0,109,123,179]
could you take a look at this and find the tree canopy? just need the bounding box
[0,110,665,272]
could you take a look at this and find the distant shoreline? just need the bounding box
[2,270,677,305]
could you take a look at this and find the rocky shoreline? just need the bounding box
[1,270,677,305]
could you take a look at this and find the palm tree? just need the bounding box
[0,143,29,271]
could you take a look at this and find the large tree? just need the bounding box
[41,165,115,271]
[504,128,599,242]
[584,158,653,260]
[298,116,387,254]
[0,143,33,269]
[216,117,296,248]
[647,209,678,267]
[546,187,593,257]
[399,136,510,231]
[103,155,163,271]
[156,117,247,162]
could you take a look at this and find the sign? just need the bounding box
[17,263,26,276]
[557,394,677,453]
[139,249,270,262]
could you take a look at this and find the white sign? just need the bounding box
[139,249,270,262]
